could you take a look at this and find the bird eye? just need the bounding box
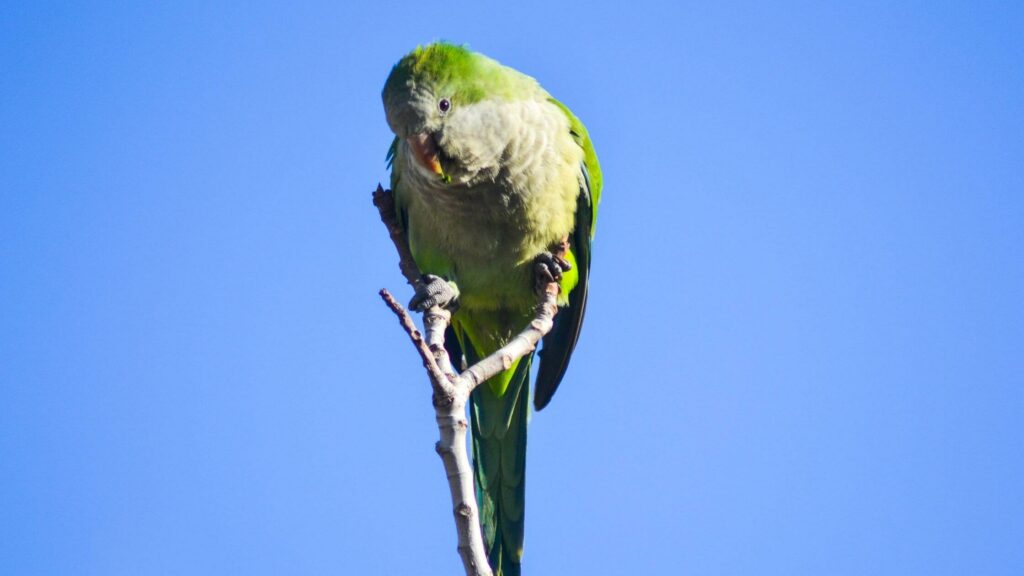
[438,98,451,113]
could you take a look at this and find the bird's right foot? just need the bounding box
[408,274,460,311]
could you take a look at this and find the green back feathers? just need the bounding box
[534,99,601,411]
[548,98,602,236]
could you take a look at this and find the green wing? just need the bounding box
[534,99,602,411]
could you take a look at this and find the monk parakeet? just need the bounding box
[382,42,601,575]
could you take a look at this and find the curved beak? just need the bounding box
[406,133,443,176]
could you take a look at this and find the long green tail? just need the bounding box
[469,350,533,576]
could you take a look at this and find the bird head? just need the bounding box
[382,43,538,185]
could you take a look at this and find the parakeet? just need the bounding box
[382,42,601,575]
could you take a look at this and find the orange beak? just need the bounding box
[406,133,443,176]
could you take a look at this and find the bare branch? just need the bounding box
[373,185,491,575]
[373,184,559,576]
[378,288,451,394]
[373,185,458,379]
[456,283,559,392]
[372,184,423,290]
[423,307,458,378]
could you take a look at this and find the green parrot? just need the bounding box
[382,42,601,575]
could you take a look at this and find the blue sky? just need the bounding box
[2,1,1021,574]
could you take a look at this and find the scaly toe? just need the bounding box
[409,274,459,311]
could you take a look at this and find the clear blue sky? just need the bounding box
[2,1,1021,574]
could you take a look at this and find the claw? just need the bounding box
[409,274,459,311]
[533,251,571,293]
[554,254,572,272]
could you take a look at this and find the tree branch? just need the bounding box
[372,184,425,292]
[458,282,558,392]
[378,288,452,396]
[373,184,558,576]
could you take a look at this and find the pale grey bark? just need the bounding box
[373,185,558,576]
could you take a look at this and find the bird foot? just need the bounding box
[533,250,572,293]
[409,274,460,312]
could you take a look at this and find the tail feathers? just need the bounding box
[470,351,532,576]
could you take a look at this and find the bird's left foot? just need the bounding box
[533,242,572,293]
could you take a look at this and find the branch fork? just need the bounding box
[373,184,558,576]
